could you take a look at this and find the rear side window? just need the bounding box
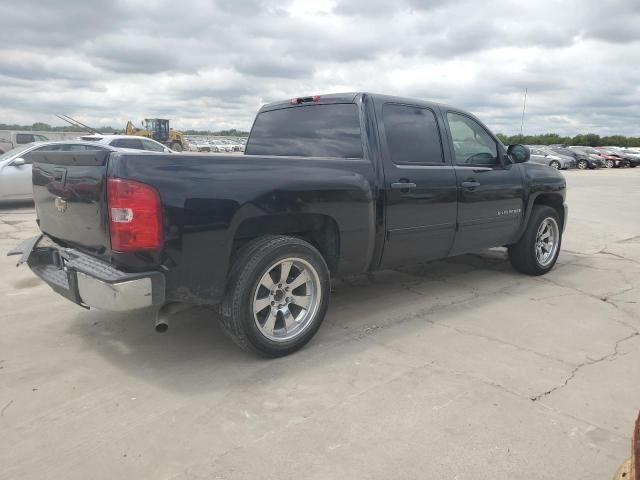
[62,144,106,151]
[22,145,62,163]
[16,133,35,144]
[382,104,444,164]
[246,104,363,158]
[141,139,165,152]
[111,138,144,150]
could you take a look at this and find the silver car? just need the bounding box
[0,141,109,202]
[528,146,575,170]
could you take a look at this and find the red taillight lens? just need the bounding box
[107,178,162,252]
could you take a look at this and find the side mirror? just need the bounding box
[11,157,25,166]
[507,144,530,164]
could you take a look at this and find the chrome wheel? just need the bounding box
[578,160,588,170]
[535,217,559,267]
[606,160,614,168]
[549,161,561,169]
[252,257,322,342]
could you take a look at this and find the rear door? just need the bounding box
[377,102,458,268]
[443,111,524,254]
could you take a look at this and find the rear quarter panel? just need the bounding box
[108,153,377,304]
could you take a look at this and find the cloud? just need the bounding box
[0,0,638,135]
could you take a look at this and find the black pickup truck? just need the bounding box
[9,93,567,357]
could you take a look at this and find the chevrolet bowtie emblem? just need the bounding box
[54,197,67,213]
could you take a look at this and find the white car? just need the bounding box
[79,135,174,153]
[0,141,112,202]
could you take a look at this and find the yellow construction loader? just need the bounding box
[126,119,188,152]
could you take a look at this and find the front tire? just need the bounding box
[508,206,562,276]
[549,160,561,169]
[219,235,330,357]
[171,142,183,152]
[577,159,588,170]
[606,160,614,168]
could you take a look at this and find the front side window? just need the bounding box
[382,104,444,164]
[246,103,363,158]
[446,112,498,166]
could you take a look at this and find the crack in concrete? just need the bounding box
[530,331,640,402]
[1,399,14,417]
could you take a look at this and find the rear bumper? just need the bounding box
[8,235,165,311]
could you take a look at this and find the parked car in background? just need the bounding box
[190,138,211,152]
[563,146,605,169]
[0,131,49,154]
[207,140,226,152]
[604,147,640,168]
[594,148,630,168]
[528,146,575,169]
[79,135,174,153]
[0,141,108,202]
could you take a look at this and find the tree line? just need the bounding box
[0,123,249,137]
[1,122,637,146]
[495,132,640,148]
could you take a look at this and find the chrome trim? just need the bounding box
[77,273,155,311]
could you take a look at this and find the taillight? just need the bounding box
[107,178,162,252]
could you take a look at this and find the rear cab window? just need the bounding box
[16,133,35,144]
[245,103,363,158]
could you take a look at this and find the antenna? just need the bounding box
[519,88,528,136]
[56,114,101,134]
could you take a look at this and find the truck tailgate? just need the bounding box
[31,150,111,255]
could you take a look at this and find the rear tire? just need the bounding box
[549,160,561,169]
[219,235,330,357]
[508,206,562,276]
[606,160,614,168]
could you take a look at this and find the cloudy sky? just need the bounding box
[1,0,639,135]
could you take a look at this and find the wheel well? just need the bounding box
[533,194,564,229]
[232,214,340,273]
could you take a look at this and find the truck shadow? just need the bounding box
[65,248,532,395]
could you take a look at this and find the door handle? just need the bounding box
[391,182,417,189]
[461,180,480,189]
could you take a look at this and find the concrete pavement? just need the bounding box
[0,168,638,479]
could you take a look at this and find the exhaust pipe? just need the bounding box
[154,302,190,333]
[154,316,169,333]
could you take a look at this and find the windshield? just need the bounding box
[0,144,32,162]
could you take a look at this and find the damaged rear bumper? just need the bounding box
[8,235,165,311]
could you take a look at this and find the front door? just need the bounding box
[378,102,458,268]
[443,111,524,255]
